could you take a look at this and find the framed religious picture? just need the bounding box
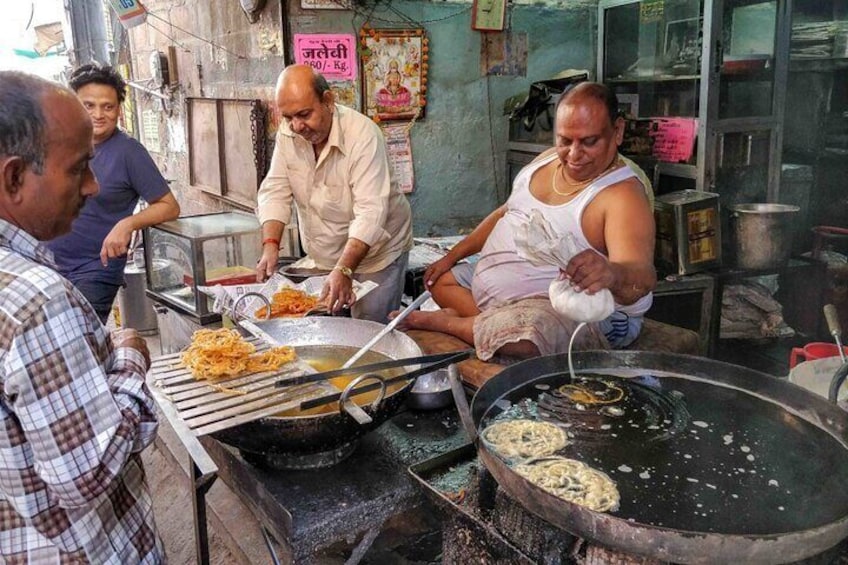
[360,28,428,122]
[472,0,507,32]
[664,17,702,74]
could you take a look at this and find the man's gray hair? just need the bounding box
[0,71,55,174]
[311,68,331,99]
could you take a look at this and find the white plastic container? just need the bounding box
[788,357,846,402]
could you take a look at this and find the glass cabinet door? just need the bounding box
[600,0,703,119]
[717,0,779,118]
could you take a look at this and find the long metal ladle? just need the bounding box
[825,304,848,403]
[825,304,848,364]
[341,290,432,370]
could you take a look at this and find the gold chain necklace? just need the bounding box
[551,158,621,197]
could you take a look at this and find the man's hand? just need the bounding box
[100,219,134,266]
[320,269,356,314]
[564,249,615,295]
[424,255,457,289]
[256,245,279,282]
[112,328,151,369]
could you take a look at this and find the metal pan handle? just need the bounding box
[339,374,386,425]
[448,364,478,444]
[232,291,271,322]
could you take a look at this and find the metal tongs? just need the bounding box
[273,349,471,389]
[289,349,474,424]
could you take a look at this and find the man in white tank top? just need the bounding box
[395,83,657,361]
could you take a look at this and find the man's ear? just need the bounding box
[613,116,626,145]
[0,156,27,200]
[322,89,335,110]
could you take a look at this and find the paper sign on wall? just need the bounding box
[383,125,415,194]
[650,118,698,163]
[294,34,357,81]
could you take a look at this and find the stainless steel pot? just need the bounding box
[119,263,159,335]
[730,203,800,269]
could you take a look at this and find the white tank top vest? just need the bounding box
[471,152,653,317]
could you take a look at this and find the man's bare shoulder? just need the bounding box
[595,176,652,208]
[585,176,654,237]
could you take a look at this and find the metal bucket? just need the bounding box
[119,262,159,335]
[730,203,800,269]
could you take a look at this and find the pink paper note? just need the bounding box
[294,34,357,81]
[650,118,698,163]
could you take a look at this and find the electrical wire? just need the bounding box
[145,19,193,54]
[147,10,248,60]
[341,0,471,28]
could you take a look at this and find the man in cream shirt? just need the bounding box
[256,65,413,322]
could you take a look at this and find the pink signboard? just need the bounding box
[294,34,357,81]
[650,118,698,163]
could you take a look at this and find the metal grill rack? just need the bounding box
[148,337,334,436]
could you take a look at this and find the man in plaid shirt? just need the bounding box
[0,72,164,562]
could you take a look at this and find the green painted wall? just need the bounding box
[290,0,597,235]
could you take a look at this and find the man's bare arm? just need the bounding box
[566,181,656,304]
[425,205,507,288]
[100,192,180,265]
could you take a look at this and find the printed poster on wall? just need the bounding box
[294,34,357,81]
[383,125,415,194]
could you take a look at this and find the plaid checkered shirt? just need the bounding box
[0,219,164,564]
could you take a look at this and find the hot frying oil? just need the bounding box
[275,347,405,416]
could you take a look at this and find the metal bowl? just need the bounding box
[407,368,454,410]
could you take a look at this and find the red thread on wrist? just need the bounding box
[262,238,280,248]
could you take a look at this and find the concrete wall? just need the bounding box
[128,0,597,235]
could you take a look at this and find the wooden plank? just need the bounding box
[188,98,223,194]
[221,100,260,208]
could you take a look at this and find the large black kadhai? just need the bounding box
[470,351,848,563]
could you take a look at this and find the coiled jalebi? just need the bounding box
[181,328,296,380]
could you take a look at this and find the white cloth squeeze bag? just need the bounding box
[514,209,614,323]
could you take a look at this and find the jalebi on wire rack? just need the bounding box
[255,287,321,319]
[181,328,296,380]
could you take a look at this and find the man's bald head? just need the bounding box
[557,82,620,126]
[274,64,336,146]
[276,64,331,101]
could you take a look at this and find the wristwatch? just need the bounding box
[333,265,353,278]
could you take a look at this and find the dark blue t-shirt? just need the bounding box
[47,129,170,285]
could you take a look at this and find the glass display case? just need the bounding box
[598,0,789,202]
[144,211,262,324]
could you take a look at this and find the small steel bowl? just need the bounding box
[407,369,453,411]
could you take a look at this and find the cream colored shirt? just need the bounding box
[257,104,413,273]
